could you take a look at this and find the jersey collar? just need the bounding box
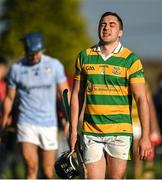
[93,42,123,54]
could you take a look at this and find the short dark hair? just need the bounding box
[99,11,123,30]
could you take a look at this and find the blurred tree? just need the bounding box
[0,0,91,73]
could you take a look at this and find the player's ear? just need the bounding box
[119,30,123,38]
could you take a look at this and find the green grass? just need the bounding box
[3,161,25,179]
[126,160,162,179]
[2,159,162,179]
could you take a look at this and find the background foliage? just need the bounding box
[0,0,91,73]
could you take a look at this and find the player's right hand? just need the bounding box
[0,116,12,128]
[69,131,77,152]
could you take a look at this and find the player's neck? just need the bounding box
[99,40,120,57]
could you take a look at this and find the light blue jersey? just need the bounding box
[8,55,67,127]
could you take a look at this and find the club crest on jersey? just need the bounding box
[112,67,122,75]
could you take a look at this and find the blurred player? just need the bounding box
[132,83,161,178]
[0,55,8,117]
[0,32,70,179]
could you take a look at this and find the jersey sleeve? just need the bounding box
[128,59,145,84]
[74,55,81,81]
[74,52,85,81]
[55,60,67,84]
[7,66,17,89]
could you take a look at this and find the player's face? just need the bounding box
[99,15,123,44]
[26,51,43,64]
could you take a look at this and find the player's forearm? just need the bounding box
[70,93,79,133]
[136,97,150,137]
[3,95,14,118]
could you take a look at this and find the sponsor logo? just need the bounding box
[99,65,108,74]
[87,81,94,92]
[101,67,106,74]
[21,70,28,75]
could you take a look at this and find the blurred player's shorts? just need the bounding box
[132,123,141,139]
[17,122,58,150]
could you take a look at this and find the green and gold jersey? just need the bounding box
[74,44,145,136]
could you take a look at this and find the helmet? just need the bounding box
[55,151,80,179]
[22,32,45,53]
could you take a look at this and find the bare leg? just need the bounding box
[106,154,127,179]
[85,155,106,179]
[21,142,38,179]
[41,149,57,179]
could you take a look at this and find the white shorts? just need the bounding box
[17,122,58,150]
[82,135,132,164]
[132,123,141,139]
